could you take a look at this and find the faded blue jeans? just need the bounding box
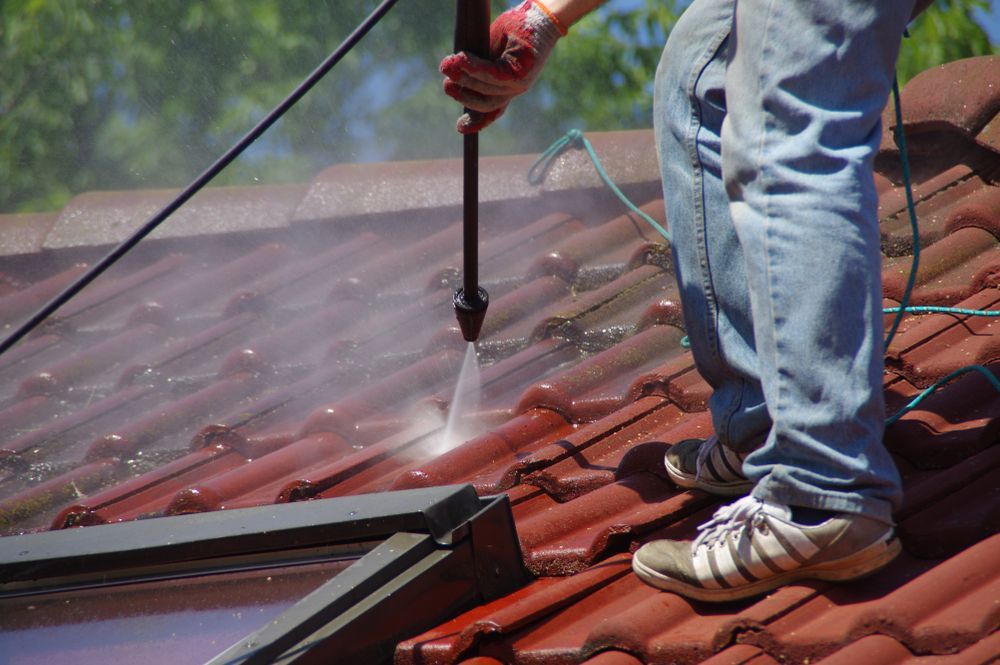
[654,0,914,525]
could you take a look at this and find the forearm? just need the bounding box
[541,0,608,30]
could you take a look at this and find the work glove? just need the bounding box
[440,0,567,134]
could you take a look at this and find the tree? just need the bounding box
[898,0,995,83]
[0,0,994,214]
[0,0,464,212]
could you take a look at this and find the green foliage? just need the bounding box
[0,0,994,214]
[898,0,995,85]
[0,0,454,212]
[535,1,679,130]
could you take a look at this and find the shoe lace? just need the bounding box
[692,496,765,551]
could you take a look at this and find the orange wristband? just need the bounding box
[532,0,569,36]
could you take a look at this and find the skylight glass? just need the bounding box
[0,559,354,665]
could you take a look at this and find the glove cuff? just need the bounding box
[530,0,569,37]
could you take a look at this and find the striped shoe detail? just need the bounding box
[697,438,748,484]
[632,496,901,601]
[664,436,754,496]
[689,498,820,590]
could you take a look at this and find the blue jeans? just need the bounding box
[654,0,914,525]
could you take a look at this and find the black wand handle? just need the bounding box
[452,0,491,343]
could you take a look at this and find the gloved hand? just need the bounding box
[440,0,566,134]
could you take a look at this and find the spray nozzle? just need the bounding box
[453,287,489,342]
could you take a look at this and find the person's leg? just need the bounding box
[654,0,771,454]
[722,0,912,524]
[633,0,913,602]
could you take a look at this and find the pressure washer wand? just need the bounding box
[452,0,491,343]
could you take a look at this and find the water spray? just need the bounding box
[452,0,491,343]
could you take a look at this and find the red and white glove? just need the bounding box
[440,0,567,134]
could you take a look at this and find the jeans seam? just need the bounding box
[686,27,731,367]
[754,0,786,428]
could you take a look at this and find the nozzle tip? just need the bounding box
[454,287,489,342]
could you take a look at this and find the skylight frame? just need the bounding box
[0,483,528,664]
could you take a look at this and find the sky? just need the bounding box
[977,0,1000,41]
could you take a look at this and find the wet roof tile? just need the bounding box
[516,323,686,422]
[391,408,574,494]
[2,263,89,325]
[52,444,246,528]
[520,397,685,500]
[0,58,999,663]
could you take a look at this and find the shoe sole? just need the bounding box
[631,536,902,602]
[663,458,754,497]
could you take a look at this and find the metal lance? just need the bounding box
[452,0,491,342]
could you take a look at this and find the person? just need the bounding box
[441,0,927,602]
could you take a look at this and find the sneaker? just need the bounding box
[631,496,901,602]
[664,435,754,496]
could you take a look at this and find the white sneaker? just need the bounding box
[632,496,901,602]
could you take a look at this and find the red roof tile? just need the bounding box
[884,55,1000,144]
[882,226,1000,305]
[1,56,999,664]
[739,537,999,659]
[887,288,1000,386]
